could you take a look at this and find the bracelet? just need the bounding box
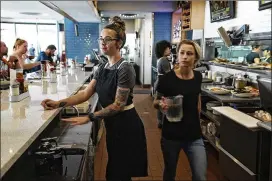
[88,113,100,122]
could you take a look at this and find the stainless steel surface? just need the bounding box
[218,145,256,176]
[257,121,272,131]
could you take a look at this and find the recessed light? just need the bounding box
[101,13,104,16]
[20,12,42,16]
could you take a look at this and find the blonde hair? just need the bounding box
[13,38,27,50]
[177,39,201,64]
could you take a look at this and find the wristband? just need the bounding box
[88,113,100,122]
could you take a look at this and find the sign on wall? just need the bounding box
[209,1,236,23]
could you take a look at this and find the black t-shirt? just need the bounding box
[157,70,202,141]
[246,52,260,64]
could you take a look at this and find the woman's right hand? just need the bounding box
[159,97,169,112]
[41,99,59,110]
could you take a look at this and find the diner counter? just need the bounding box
[0,68,92,177]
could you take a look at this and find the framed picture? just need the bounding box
[259,1,272,11]
[209,1,235,23]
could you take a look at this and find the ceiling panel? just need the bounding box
[1,1,64,22]
[50,1,100,22]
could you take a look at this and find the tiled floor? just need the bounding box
[94,94,224,181]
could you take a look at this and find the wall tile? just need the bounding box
[152,12,172,68]
[64,18,99,62]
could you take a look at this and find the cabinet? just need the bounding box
[181,1,205,31]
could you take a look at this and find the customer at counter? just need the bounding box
[41,16,148,181]
[10,38,40,70]
[155,40,172,129]
[262,47,271,63]
[246,44,261,64]
[31,45,57,72]
[153,40,206,181]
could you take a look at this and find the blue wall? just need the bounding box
[64,18,99,62]
[152,12,172,67]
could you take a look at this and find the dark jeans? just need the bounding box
[161,137,207,181]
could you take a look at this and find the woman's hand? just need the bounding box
[159,97,169,112]
[41,99,59,110]
[62,116,90,126]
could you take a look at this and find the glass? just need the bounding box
[37,25,58,53]
[16,69,24,79]
[16,24,37,54]
[161,95,184,122]
[97,37,118,44]
[1,23,16,56]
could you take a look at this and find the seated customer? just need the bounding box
[32,45,57,72]
[11,38,40,70]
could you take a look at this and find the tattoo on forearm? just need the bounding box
[94,87,130,118]
[59,102,67,108]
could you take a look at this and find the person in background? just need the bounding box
[262,47,271,63]
[1,41,10,77]
[246,44,261,64]
[36,45,57,66]
[11,38,40,70]
[41,16,148,181]
[153,40,206,181]
[32,45,57,72]
[154,40,172,129]
[28,44,35,56]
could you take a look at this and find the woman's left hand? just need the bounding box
[62,116,90,125]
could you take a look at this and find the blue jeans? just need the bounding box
[161,137,207,181]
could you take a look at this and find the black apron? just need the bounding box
[95,60,148,180]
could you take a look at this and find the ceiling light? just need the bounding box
[20,12,42,16]
[101,13,104,16]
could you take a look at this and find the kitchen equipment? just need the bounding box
[161,95,183,122]
[257,77,272,114]
[216,76,222,82]
[207,70,212,79]
[233,74,247,89]
[206,101,221,111]
[207,122,217,136]
[35,148,86,181]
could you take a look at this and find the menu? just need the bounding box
[209,1,235,23]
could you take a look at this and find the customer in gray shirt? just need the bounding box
[154,40,171,128]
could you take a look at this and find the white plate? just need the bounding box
[233,93,254,98]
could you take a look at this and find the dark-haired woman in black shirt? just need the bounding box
[153,40,207,181]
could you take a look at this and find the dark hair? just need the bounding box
[252,44,261,49]
[104,16,126,49]
[155,40,171,59]
[47,45,57,50]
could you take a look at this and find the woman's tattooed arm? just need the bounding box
[94,87,130,118]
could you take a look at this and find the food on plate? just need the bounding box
[265,64,271,69]
[254,110,272,122]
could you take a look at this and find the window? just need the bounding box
[16,24,38,55]
[1,23,16,55]
[37,25,58,53]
